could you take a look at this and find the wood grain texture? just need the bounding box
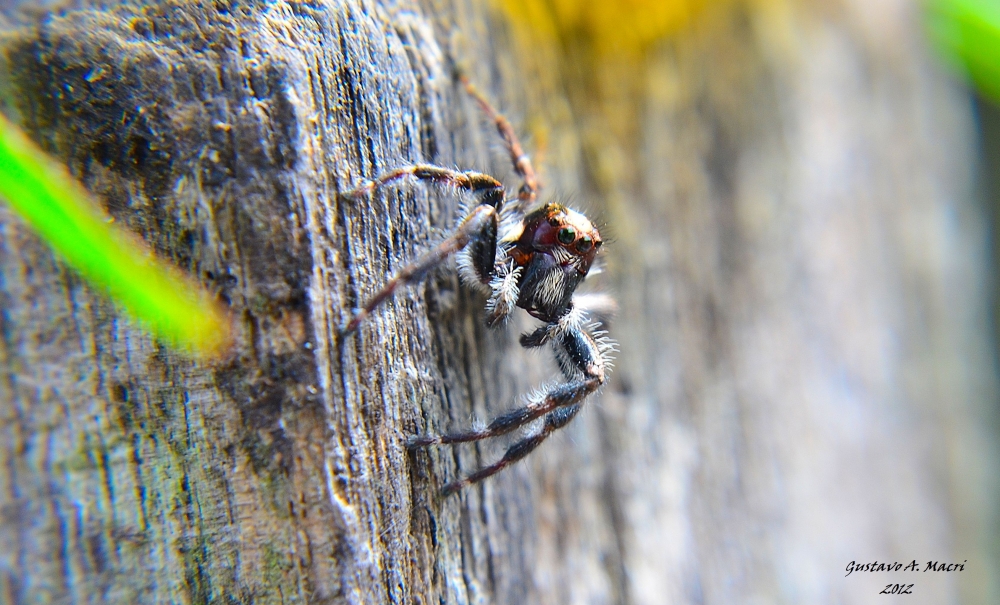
[0,0,997,604]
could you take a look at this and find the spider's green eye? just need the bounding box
[576,235,593,253]
[557,226,576,245]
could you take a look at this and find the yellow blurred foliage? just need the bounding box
[494,0,727,53]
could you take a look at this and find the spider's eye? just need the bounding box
[576,235,593,253]
[557,227,576,245]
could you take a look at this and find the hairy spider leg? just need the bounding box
[341,164,505,334]
[409,318,609,496]
[342,205,496,334]
[458,74,539,213]
[342,163,505,208]
[440,404,582,496]
[408,310,606,444]
[406,378,594,448]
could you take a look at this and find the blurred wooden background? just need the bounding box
[0,0,996,603]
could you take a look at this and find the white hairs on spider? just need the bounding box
[486,259,522,322]
[533,265,571,308]
[520,305,589,348]
[551,245,583,271]
[559,305,590,331]
[524,381,557,406]
[454,247,481,289]
[593,334,619,373]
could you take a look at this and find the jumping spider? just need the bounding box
[342,75,616,496]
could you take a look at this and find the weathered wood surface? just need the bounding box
[0,0,997,603]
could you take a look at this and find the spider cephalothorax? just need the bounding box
[504,203,603,322]
[343,75,616,495]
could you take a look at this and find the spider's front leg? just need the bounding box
[341,164,504,334]
[409,310,613,496]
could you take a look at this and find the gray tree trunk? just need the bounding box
[0,1,997,604]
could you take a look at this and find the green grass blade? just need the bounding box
[0,113,231,356]
[927,0,1000,102]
